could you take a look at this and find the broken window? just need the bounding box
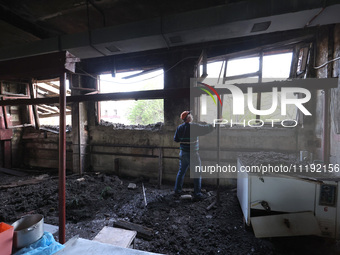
[198,49,299,126]
[98,69,164,126]
[296,46,310,78]
[0,81,33,128]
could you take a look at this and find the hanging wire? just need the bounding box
[313,56,340,69]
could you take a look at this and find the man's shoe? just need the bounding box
[193,193,206,202]
[173,191,182,199]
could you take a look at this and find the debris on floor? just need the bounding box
[1,171,340,255]
[128,183,137,190]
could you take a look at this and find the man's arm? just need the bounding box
[192,123,214,136]
[174,127,180,142]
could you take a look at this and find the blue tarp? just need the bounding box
[13,232,64,255]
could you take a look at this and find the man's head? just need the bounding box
[180,111,193,123]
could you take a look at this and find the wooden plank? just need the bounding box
[0,167,27,177]
[43,81,71,94]
[37,106,56,114]
[39,112,71,118]
[251,212,321,238]
[93,226,136,248]
[29,81,40,129]
[114,220,154,240]
[0,174,49,189]
[36,84,59,95]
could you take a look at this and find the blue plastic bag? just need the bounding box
[13,232,64,255]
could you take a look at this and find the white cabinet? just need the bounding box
[237,158,339,238]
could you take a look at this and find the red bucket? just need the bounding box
[0,222,14,255]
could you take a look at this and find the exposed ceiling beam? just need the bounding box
[41,81,71,94]
[0,1,339,62]
[38,104,59,113]
[0,4,60,38]
[36,84,59,95]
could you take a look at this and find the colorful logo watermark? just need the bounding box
[198,80,312,116]
[198,82,223,106]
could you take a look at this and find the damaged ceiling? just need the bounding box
[0,0,339,62]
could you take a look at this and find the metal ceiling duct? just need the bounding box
[0,1,339,61]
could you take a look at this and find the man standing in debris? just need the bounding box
[174,111,214,200]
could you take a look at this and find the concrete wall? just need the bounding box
[21,128,73,170]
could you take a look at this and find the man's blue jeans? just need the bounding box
[174,150,202,197]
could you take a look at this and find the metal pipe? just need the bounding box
[24,141,295,154]
[7,124,34,129]
[90,151,236,162]
[256,52,263,121]
[216,94,223,205]
[91,151,160,158]
[58,73,67,244]
[78,102,82,175]
[158,148,163,188]
[90,143,178,150]
[323,89,330,164]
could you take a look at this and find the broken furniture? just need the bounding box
[237,155,340,239]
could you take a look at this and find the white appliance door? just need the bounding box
[250,175,316,212]
[251,212,321,238]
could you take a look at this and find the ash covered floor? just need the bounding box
[1,171,340,255]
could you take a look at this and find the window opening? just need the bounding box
[99,68,164,127]
[198,50,295,126]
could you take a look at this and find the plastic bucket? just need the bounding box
[0,222,14,255]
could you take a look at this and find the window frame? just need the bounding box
[96,68,165,127]
[195,43,312,127]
